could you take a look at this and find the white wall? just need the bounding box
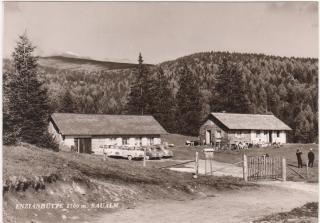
[250,130,269,144]
[64,136,75,147]
[250,130,287,144]
[273,131,286,143]
[50,131,163,154]
[116,137,122,146]
[48,121,63,144]
[128,137,135,145]
[141,137,148,146]
[154,138,161,145]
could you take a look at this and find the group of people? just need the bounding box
[296,148,315,168]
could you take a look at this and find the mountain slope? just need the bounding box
[38,56,141,72]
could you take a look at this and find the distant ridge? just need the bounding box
[38,55,154,72]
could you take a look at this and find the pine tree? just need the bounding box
[59,89,74,113]
[126,53,152,115]
[3,70,20,144]
[4,33,55,148]
[294,110,311,143]
[210,58,231,112]
[210,59,251,113]
[175,63,202,136]
[148,67,176,132]
[227,64,251,113]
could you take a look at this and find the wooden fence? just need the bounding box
[244,155,285,181]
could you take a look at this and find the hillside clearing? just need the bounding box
[3,143,254,223]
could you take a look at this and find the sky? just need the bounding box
[3,1,319,64]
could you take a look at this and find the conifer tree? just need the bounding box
[210,58,232,112]
[210,59,251,113]
[126,53,152,115]
[175,63,202,136]
[4,33,55,148]
[148,67,175,132]
[3,70,20,144]
[59,89,74,113]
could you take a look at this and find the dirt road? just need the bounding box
[170,159,243,177]
[91,182,318,223]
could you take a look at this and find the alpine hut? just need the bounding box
[49,113,168,154]
[199,112,292,146]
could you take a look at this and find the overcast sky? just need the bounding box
[4,1,318,64]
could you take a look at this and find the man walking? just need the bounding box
[296,149,303,168]
[308,148,315,168]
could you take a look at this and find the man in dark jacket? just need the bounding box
[308,148,315,168]
[296,149,303,168]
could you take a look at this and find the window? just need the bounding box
[135,138,142,146]
[74,138,78,151]
[256,131,261,138]
[277,131,280,138]
[149,138,154,145]
[111,138,117,145]
[122,138,128,145]
[216,130,222,138]
[235,131,241,138]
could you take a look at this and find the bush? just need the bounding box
[36,132,59,151]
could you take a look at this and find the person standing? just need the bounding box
[296,149,303,168]
[308,148,315,168]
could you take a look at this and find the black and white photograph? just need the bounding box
[2,1,319,223]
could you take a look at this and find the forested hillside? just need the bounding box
[4,57,144,114]
[3,51,318,143]
[159,52,318,142]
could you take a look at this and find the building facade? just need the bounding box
[49,113,167,155]
[199,113,292,146]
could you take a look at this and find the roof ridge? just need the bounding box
[52,112,154,117]
[211,112,275,116]
[51,113,167,135]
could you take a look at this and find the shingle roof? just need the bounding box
[51,113,168,136]
[210,113,292,131]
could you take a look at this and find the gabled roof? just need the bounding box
[210,113,292,131]
[51,113,168,136]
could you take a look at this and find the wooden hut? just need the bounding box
[199,112,292,146]
[49,113,167,154]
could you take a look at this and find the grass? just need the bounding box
[162,134,198,147]
[3,143,252,191]
[4,143,255,223]
[169,143,318,182]
[253,202,318,223]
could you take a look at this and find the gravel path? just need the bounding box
[91,182,318,223]
[90,159,318,223]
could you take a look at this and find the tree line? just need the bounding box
[3,34,318,146]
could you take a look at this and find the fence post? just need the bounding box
[282,158,286,181]
[243,154,248,182]
[210,155,213,176]
[143,147,146,167]
[204,157,207,175]
[103,148,106,161]
[194,152,199,177]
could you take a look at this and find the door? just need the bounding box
[77,138,92,153]
[269,131,272,143]
[205,130,211,145]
